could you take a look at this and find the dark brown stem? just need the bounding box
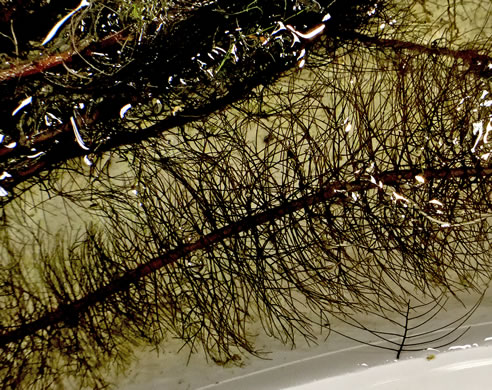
[352,33,492,77]
[0,72,267,197]
[1,164,490,347]
[396,301,410,359]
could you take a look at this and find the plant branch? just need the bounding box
[1,163,490,348]
[352,32,492,78]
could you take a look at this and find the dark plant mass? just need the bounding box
[0,0,491,388]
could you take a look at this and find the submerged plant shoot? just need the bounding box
[0,0,491,388]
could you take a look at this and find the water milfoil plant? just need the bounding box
[0,0,491,388]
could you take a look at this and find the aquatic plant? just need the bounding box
[0,0,491,388]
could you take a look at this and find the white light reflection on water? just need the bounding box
[391,192,409,203]
[426,348,440,352]
[367,4,377,16]
[44,112,62,127]
[297,48,306,61]
[448,344,472,351]
[429,199,444,206]
[12,96,32,116]
[230,43,239,63]
[408,196,491,228]
[286,23,325,41]
[369,175,383,188]
[471,121,483,152]
[343,117,352,133]
[120,104,132,118]
[379,171,492,227]
[0,171,12,180]
[70,116,90,151]
[270,21,287,39]
[27,151,45,159]
[83,155,93,166]
[483,120,492,144]
[42,0,90,45]
[212,47,226,56]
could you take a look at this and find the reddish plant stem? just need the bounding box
[0,30,131,83]
[353,33,492,75]
[0,51,75,82]
[0,75,261,196]
[1,164,490,347]
[1,32,489,195]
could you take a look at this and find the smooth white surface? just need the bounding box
[285,346,492,390]
[118,295,492,390]
[193,313,492,390]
